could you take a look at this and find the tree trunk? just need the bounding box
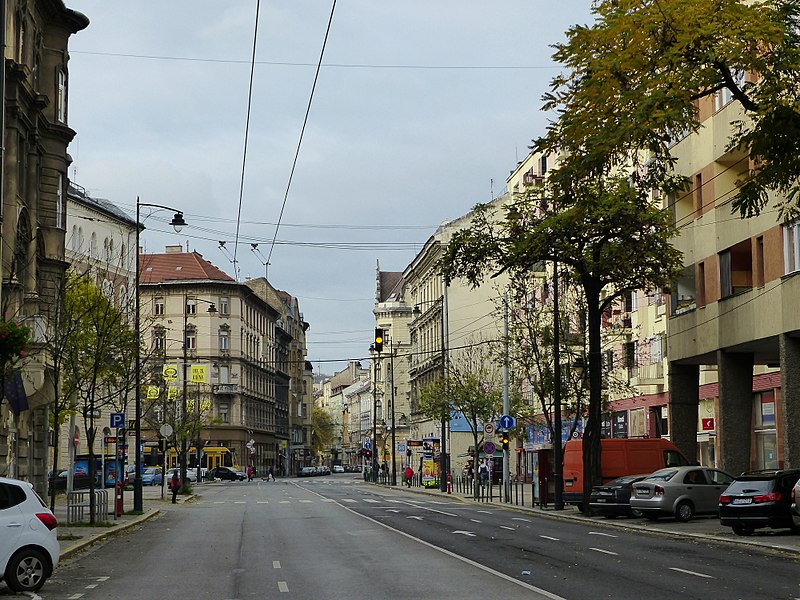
[581,280,603,513]
[49,406,61,511]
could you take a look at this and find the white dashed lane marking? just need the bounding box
[670,567,714,579]
[500,525,515,531]
[273,561,281,569]
[278,581,289,592]
[540,535,560,541]
[589,531,617,538]
[589,547,619,556]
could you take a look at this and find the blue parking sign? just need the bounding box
[110,413,125,428]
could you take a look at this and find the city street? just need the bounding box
[25,475,800,600]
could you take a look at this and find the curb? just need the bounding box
[60,509,161,560]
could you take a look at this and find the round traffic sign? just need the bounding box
[483,441,496,455]
[483,422,495,435]
[160,424,174,438]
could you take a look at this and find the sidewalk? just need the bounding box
[390,482,800,555]
[53,482,198,559]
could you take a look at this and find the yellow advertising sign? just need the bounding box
[162,364,178,381]
[146,386,159,400]
[167,386,178,400]
[190,365,207,383]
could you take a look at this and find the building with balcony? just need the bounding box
[138,246,297,475]
[0,1,88,487]
[666,83,799,474]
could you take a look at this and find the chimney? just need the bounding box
[165,245,183,253]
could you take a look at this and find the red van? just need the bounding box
[562,438,689,504]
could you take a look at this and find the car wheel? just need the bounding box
[645,513,660,521]
[732,523,754,536]
[675,500,695,522]
[5,548,49,593]
[629,508,643,518]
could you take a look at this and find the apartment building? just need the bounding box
[139,247,292,475]
[317,361,368,466]
[56,184,138,470]
[667,86,800,474]
[245,278,312,475]
[0,1,87,486]
[370,263,413,469]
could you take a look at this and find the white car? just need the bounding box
[0,477,60,593]
[165,468,197,483]
[333,465,345,473]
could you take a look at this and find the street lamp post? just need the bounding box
[134,198,186,512]
[180,296,217,489]
[389,344,397,486]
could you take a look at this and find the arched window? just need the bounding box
[90,232,97,259]
[13,209,31,283]
[78,227,84,251]
[71,225,79,251]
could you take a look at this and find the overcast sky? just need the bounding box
[65,1,594,376]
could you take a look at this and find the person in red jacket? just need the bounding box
[404,466,414,488]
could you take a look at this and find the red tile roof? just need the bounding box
[139,251,234,284]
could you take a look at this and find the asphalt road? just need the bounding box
[30,475,800,600]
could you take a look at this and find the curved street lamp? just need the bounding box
[133,197,187,512]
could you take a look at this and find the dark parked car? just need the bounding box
[589,474,649,518]
[209,466,246,481]
[719,469,800,536]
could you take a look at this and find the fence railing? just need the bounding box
[66,489,110,524]
[369,470,548,509]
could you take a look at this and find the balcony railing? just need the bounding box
[212,383,240,395]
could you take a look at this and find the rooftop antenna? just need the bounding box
[490,178,494,200]
[218,241,240,281]
[250,243,270,280]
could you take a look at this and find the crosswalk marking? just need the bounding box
[363,498,379,503]
[341,498,357,503]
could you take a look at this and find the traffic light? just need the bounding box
[406,448,412,457]
[501,431,510,451]
[374,328,384,353]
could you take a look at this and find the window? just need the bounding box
[219,403,229,423]
[90,233,97,259]
[186,297,196,316]
[57,69,66,123]
[71,225,78,251]
[714,69,745,112]
[624,341,636,369]
[219,328,229,351]
[784,222,800,274]
[15,13,24,63]
[697,262,706,306]
[720,240,753,298]
[185,328,196,351]
[154,297,164,316]
[755,236,765,287]
[650,336,664,364]
[17,134,27,196]
[219,296,230,315]
[219,365,229,384]
[694,173,703,213]
[153,328,165,351]
[56,173,64,229]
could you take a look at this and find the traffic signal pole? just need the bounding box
[502,296,510,502]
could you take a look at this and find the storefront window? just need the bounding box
[754,390,777,469]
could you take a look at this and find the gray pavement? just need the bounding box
[52,477,800,562]
[53,481,194,558]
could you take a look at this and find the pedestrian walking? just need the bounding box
[268,466,274,482]
[404,465,413,488]
[170,470,181,504]
[478,460,489,487]
[247,465,254,482]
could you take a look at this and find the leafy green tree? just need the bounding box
[539,0,800,219]
[311,406,335,458]
[440,179,684,509]
[63,276,137,523]
[417,340,504,498]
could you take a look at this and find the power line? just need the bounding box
[71,50,557,71]
[264,0,338,270]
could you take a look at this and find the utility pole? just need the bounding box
[553,262,564,511]
[503,296,510,502]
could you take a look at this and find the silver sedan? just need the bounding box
[630,466,734,522]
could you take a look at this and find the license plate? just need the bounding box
[596,498,607,503]
[635,489,649,497]
[565,481,573,487]
[732,498,753,505]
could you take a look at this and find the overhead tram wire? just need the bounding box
[261,0,338,272]
[230,0,262,282]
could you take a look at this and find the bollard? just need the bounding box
[447,471,452,494]
[115,481,123,517]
